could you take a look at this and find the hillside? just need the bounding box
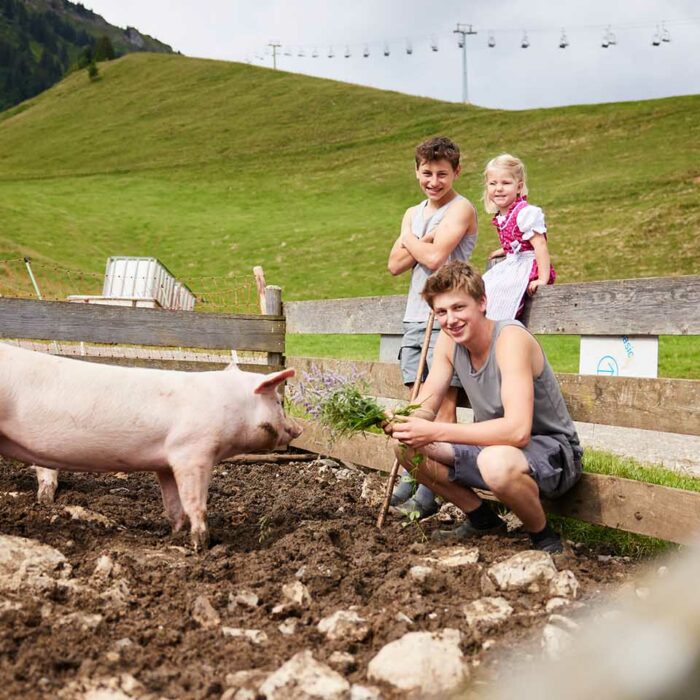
[0,0,172,110]
[0,53,697,305]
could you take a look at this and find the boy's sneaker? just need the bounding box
[431,519,506,542]
[396,497,439,520]
[390,475,415,507]
[531,532,564,554]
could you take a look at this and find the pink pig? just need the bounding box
[0,343,301,550]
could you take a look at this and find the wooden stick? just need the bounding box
[376,311,435,528]
[222,452,316,464]
[253,266,267,314]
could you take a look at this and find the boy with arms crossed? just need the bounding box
[385,261,582,553]
[387,136,478,518]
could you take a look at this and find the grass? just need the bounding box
[0,53,697,307]
[287,333,698,378]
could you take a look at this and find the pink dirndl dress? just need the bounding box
[483,197,555,320]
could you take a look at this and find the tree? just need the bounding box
[87,61,98,80]
[93,35,115,61]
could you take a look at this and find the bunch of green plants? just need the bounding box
[289,365,418,439]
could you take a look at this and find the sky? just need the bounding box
[81,0,700,110]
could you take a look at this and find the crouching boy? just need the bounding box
[384,261,582,553]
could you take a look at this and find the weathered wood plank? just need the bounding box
[287,356,700,436]
[0,298,285,352]
[285,276,700,336]
[542,476,700,545]
[291,420,700,544]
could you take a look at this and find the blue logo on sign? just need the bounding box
[596,355,619,376]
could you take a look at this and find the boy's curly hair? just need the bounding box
[422,261,485,308]
[415,136,460,169]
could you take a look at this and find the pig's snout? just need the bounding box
[287,419,302,441]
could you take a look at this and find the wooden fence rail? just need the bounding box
[0,297,285,353]
[286,275,700,335]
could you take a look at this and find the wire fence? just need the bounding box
[0,258,263,315]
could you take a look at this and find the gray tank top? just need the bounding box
[403,195,477,323]
[453,320,582,454]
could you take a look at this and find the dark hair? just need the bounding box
[422,261,485,308]
[415,136,460,169]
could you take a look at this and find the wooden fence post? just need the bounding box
[265,285,284,368]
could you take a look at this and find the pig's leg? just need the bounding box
[35,466,58,504]
[155,470,186,533]
[170,459,212,552]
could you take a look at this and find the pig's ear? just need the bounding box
[253,368,295,394]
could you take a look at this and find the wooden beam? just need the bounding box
[285,276,700,336]
[291,419,700,544]
[287,356,700,436]
[0,297,285,352]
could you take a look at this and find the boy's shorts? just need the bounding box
[399,322,462,388]
[448,435,582,499]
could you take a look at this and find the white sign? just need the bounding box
[579,335,658,378]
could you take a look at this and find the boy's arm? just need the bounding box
[391,326,535,448]
[527,234,551,295]
[385,331,454,444]
[401,199,476,271]
[388,208,418,276]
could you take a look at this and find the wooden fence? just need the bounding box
[1,275,699,543]
[0,295,285,373]
[286,275,700,544]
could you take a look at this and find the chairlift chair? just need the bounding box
[363,45,370,58]
[344,46,351,58]
[406,40,413,55]
[431,36,439,52]
[521,31,529,49]
[457,37,464,48]
[559,30,569,48]
[328,47,335,58]
[383,43,390,57]
[312,48,319,58]
[652,27,661,46]
[661,24,671,42]
[488,32,496,48]
[298,48,305,57]
[283,47,292,57]
[608,29,617,46]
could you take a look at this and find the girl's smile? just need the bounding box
[486,167,524,215]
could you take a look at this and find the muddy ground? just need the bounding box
[0,455,647,699]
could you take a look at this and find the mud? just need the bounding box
[0,456,644,699]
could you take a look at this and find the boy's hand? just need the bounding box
[390,415,435,448]
[527,279,546,295]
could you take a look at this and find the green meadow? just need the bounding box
[0,53,698,375]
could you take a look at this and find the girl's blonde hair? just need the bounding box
[482,153,528,214]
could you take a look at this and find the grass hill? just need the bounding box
[0,0,172,110]
[0,52,698,308]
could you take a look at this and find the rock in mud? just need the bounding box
[191,594,221,628]
[221,627,268,645]
[258,649,350,699]
[487,551,558,592]
[549,569,580,598]
[63,505,116,528]
[463,597,514,631]
[0,534,72,593]
[367,629,469,695]
[317,609,370,642]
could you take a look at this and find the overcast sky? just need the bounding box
[82,0,699,110]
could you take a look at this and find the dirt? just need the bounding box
[0,455,644,699]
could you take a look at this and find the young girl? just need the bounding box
[481,154,555,320]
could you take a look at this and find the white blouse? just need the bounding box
[516,204,547,240]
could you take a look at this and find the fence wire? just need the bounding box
[0,258,262,315]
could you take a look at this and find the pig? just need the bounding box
[0,343,301,550]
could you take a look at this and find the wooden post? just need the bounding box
[265,284,283,368]
[253,266,267,315]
